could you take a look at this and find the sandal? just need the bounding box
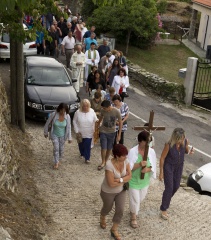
[110,229,121,240]
[97,165,105,171]
[100,215,106,229]
[160,212,169,220]
[130,218,139,228]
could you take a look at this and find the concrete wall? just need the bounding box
[193,3,211,50]
[0,80,18,192]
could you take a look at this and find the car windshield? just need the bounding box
[27,67,71,86]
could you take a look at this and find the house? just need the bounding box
[189,0,211,51]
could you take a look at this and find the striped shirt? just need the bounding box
[113,102,129,132]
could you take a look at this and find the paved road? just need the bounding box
[1,56,211,240]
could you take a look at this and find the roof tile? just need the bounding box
[192,0,211,7]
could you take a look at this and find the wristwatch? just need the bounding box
[119,178,123,183]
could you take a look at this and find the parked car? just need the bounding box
[25,56,80,120]
[187,162,211,193]
[0,23,36,59]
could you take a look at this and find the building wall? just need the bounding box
[193,4,211,50]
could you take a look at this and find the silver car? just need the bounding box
[0,23,37,59]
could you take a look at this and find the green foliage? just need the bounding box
[88,0,158,51]
[81,0,98,20]
[156,0,167,14]
[0,0,63,43]
[92,0,123,6]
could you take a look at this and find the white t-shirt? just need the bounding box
[73,108,98,138]
[61,36,75,49]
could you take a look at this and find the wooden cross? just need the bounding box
[133,110,165,179]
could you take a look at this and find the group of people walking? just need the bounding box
[44,100,194,240]
[41,8,194,240]
[99,129,194,240]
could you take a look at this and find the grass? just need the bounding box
[117,43,199,84]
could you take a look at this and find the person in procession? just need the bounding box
[112,94,129,145]
[73,99,98,164]
[44,103,72,169]
[112,68,129,102]
[85,42,100,80]
[97,100,122,170]
[159,128,194,220]
[100,144,131,240]
[128,131,157,228]
[70,44,86,93]
[61,30,75,68]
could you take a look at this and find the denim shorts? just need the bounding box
[100,132,116,150]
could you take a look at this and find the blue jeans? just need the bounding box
[78,138,92,161]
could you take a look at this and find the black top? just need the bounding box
[91,79,106,91]
[58,21,68,38]
[87,72,95,87]
[45,31,57,49]
[46,13,53,22]
[71,22,77,33]
[98,45,110,59]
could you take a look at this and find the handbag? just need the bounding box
[119,86,123,94]
[121,92,129,98]
[76,132,83,143]
[48,112,56,132]
[123,182,129,191]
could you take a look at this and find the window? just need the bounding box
[27,67,71,86]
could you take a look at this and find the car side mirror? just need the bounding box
[72,78,77,83]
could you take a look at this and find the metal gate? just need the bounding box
[192,59,211,111]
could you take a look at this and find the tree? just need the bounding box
[92,0,124,6]
[0,0,60,131]
[156,0,167,15]
[88,0,158,55]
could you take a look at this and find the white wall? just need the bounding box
[193,3,211,50]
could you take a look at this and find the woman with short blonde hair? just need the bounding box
[80,98,91,112]
[73,99,98,163]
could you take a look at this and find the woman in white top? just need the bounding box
[100,144,131,240]
[112,68,129,102]
[73,99,98,163]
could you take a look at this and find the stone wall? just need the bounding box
[0,80,18,192]
[128,63,185,103]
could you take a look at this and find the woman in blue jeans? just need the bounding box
[159,128,194,220]
[44,103,72,169]
[73,99,98,163]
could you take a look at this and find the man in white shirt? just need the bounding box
[61,30,75,68]
[70,44,86,93]
[85,42,100,80]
